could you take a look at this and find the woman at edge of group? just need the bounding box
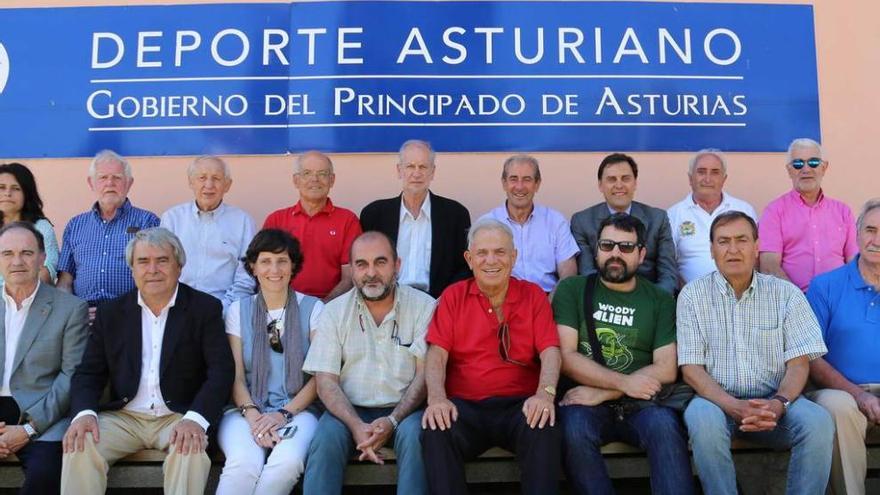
[215,228,323,494]
[0,162,59,284]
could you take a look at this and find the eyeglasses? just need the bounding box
[597,239,641,254]
[790,158,823,170]
[295,170,333,180]
[358,313,410,347]
[266,319,283,353]
[497,322,527,366]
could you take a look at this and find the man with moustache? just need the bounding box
[421,218,561,495]
[759,138,858,291]
[553,213,694,495]
[302,231,436,494]
[481,154,579,293]
[360,140,471,298]
[571,153,677,294]
[161,155,255,309]
[678,211,833,494]
[666,149,757,285]
[805,199,880,495]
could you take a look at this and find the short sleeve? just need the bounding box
[805,277,831,341]
[339,213,363,265]
[652,291,677,350]
[407,296,437,359]
[224,300,242,338]
[263,210,280,229]
[529,286,560,353]
[34,219,59,280]
[57,221,77,276]
[308,299,325,330]
[675,288,706,366]
[302,308,343,375]
[551,276,583,331]
[554,213,581,263]
[426,290,458,352]
[758,201,783,253]
[782,289,828,362]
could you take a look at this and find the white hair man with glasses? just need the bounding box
[759,138,858,292]
[302,231,436,494]
[421,218,562,495]
[263,151,362,302]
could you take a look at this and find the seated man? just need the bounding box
[554,213,694,495]
[422,218,561,495]
[0,222,88,494]
[302,231,436,495]
[60,228,234,495]
[806,198,880,495]
[678,211,833,495]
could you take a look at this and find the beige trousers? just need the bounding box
[808,387,880,495]
[60,410,211,495]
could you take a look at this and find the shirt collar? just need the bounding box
[353,284,402,326]
[2,281,40,311]
[137,284,179,315]
[687,192,729,209]
[189,200,226,219]
[788,188,826,207]
[847,255,872,290]
[502,201,536,223]
[91,198,131,219]
[293,197,335,216]
[399,194,432,222]
[607,203,632,215]
[711,270,758,299]
[466,276,523,306]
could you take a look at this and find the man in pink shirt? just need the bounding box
[759,138,858,291]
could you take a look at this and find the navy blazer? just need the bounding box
[570,201,678,294]
[69,283,234,428]
[360,191,471,298]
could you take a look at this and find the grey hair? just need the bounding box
[125,227,186,269]
[857,198,880,232]
[787,138,823,162]
[295,150,334,174]
[187,155,231,179]
[398,139,436,166]
[501,154,541,181]
[89,149,132,179]
[467,217,514,250]
[688,148,727,176]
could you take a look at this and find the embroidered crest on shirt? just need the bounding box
[679,221,696,237]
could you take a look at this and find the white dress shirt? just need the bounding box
[666,192,758,284]
[397,196,432,292]
[1,282,40,396]
[160,201,256,309]
[74,285,209,430]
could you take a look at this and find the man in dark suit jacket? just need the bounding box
[571,153,677,294]
[360,139,471,298]
[60,227,233,495]
[0,222,88,495]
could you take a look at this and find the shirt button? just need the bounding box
[103,252,107,255]
[101,269,105,273]
[488,309,493,313]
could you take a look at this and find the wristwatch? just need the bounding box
[770,394,791,410]
[277,408,294,422]
[21,423,38,440]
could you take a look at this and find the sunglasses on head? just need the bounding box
[790,157,823,170]
[597,239,641,254]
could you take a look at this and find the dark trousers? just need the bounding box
[421,396,560,495]
[0,396,62,495]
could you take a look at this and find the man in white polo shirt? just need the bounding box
[666,149,757,285]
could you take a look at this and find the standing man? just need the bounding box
[422,218,561,495]
[481,154,579,293]
[161,155,255,309]
[571,153,677,294]
[264,151,362,302]
[759,138,858,291]
[60,228,234,495]
[57,150,160,313]
[666,149,757,285]
[302,231,435,495]
[553,213,694,495]
[360,139,471,298]
[678,211,833,495]
[0,222,88,494]
[806,199,880,495]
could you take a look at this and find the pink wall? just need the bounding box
[3,0,878,237]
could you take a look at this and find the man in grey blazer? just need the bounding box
[0,221,88,494]
[571,153,678,294]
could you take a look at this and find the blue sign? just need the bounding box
[0,1,819,157]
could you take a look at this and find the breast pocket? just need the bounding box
[750,326,785,373]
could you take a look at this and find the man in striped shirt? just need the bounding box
[677,210,832,495]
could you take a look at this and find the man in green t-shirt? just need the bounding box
[553,213,694,495]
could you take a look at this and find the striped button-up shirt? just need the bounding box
[677,271,826,399]
[58,199,160,302]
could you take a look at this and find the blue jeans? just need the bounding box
[560,403,694,495]
[303,407,426,495]
[684,396,834,495]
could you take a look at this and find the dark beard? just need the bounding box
[599,257,636,284]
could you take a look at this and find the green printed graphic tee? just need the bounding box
[552,275,676,375]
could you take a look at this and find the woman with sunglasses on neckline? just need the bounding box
[216,228,324,495]
[0,162,59,284]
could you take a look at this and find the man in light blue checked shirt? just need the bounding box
[677,210,833,495]
[57,150,160,320]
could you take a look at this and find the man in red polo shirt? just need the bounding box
[421,218,562,495]
[263,151,362,301]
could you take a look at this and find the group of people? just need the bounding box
[0,136,875,495]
